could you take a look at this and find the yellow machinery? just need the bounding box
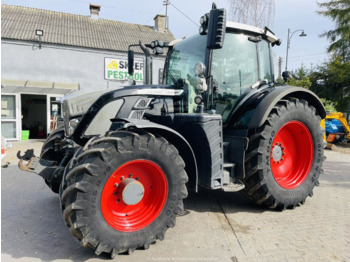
[323,111,350,143]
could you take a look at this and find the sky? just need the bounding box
[2,0,335,74]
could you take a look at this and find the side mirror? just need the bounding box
[282,71,292,82]
[128,50,134,76]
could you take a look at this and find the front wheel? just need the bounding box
[243,99,324,209]
[60,130,188,257]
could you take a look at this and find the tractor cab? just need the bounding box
[164,22,278,122]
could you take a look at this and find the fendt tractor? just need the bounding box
[18,4,325,258]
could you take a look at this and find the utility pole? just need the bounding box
[285,28,290,72]
[285,28,307,71]
[163,0,170,29]
[278,57,282,79]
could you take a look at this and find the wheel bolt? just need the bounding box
[120,176,124,180]
[114,183,119,187]
[136,177,139,181]
[116,199,120,203]
[129,174,133,178]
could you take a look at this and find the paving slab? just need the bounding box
[1,141,349,261]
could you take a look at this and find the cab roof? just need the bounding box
[168,21,279,47]
[226,21,279,43]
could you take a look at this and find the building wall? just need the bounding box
[1,39,167,140]
[1,39,166,95]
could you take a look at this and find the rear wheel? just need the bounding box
[60,130,188,257]
[243,99,324,209]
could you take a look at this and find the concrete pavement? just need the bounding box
[1,140,350,262]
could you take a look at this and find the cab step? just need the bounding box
[221,181,245,192]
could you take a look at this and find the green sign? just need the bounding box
[105,58,144,81]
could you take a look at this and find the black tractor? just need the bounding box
[18,4,325,258]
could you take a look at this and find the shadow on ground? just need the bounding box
[1,164,272,261]
[1,166,103,262]
[184,187,267,215]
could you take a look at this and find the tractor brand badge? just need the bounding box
[105,58,144,82]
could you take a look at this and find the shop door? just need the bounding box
[1,94,20,140]
[21,94,47,139]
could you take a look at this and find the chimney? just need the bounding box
[154,14,166,32]
[89,4,101,19]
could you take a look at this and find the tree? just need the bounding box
[316,1,350,111]
[287,65,312,89]
[318,0,350,61]
[227,0,275,28]
[309,55,350,111]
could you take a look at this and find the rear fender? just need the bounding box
[248,86,326,128]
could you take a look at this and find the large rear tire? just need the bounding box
[40,127,65,193]
[60,130,188,257]
[243,99,324,209]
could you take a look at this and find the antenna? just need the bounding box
[163,0,170,29]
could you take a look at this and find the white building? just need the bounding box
[1,4,174,140]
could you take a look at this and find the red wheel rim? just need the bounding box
[101,160,168,232]
[270,121,313,189]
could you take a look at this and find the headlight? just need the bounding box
[68,118,80,136]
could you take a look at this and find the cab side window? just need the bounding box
[212,34,259,122]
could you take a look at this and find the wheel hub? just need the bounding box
[101,160,168,232]
[116,178,145,205]
[271,143,284,163]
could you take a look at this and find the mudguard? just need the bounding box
[114,118,199,192]
[248,85,326,128]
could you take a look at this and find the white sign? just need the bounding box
[105,58,144,82]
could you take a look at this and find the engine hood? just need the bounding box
[62,84,183,121]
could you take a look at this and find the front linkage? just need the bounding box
[17,138,75,193]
